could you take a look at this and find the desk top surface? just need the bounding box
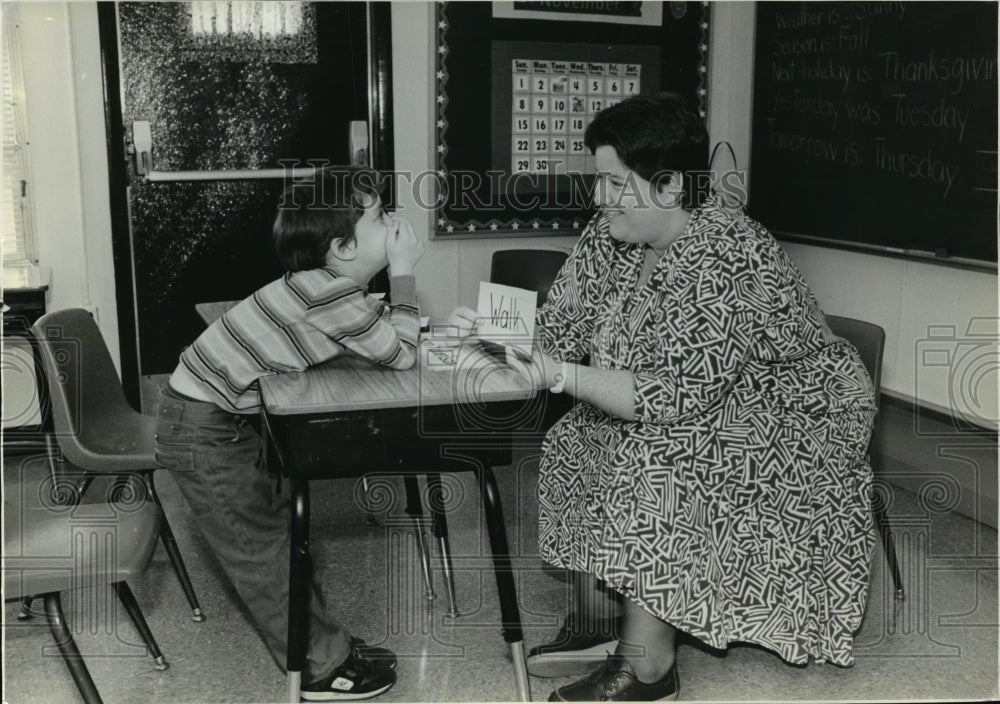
[195,300,240,325]
[260,342,537,415]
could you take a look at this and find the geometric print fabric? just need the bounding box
[536,201,876,666]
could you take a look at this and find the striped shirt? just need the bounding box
[179,269,420,412]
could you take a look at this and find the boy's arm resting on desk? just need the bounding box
[307,274,420,370]
[382,274,420,367]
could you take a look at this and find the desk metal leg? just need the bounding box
[360,476,380,526]
[404,475,436,602]
[287,477,310,704]
[478,465,530,703]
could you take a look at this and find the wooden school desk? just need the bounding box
[194,299,238,325]
[258,343,538,702]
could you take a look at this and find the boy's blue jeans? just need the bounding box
[153,386,350,684]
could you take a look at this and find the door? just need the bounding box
[98,1,393,406]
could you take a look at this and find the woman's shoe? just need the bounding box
[526,613,621,677]
[548,654,679,701]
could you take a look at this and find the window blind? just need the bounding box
[1,4,34,266]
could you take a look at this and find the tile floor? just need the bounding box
[4,390,998,703]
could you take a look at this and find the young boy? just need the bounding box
[153,166,423,700]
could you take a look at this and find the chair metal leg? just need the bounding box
[18,595,35,620]
[427,473,460,617]
[436,535,460,617]
[73,475,95,501]
[404,475,436,602]
[42,592,105,704]
[112,582,169,670]
[873,501,905,600]
[360,476,380,526]
[143,473,206,621]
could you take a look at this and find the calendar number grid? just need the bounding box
[511,59,641,177]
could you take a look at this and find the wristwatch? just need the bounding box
[549,361,568,394]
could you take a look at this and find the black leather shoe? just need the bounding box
[548,654,679,701]
[526,613,621,678]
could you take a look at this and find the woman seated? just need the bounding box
[518,92,875,701]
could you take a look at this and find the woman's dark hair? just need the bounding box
[272,165,386,272]
[584,92,710,209]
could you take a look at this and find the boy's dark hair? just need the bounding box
[272,166,386,272]
[584,92,710,209]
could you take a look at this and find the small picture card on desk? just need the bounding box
[422,338,460,368]
[421,321,465,369]
[476,281,536,358]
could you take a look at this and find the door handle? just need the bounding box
[130,120,331,182]
[349,120,369,166]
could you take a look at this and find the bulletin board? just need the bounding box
[433,1,709,238]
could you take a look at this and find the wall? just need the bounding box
[20,1,998,422]
[394,0,998,423]
[707,2,998,423]
[16,2,120,370]
[389,2,578,322]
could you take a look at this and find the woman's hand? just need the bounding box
[385,216,424,276]
[445,306,479,339]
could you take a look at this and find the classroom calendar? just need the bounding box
[510,59,641,175]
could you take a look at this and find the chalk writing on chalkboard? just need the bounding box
[750,1,998,266]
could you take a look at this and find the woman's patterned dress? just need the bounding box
[536,200,876,666]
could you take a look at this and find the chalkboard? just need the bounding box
[750,1,998,266]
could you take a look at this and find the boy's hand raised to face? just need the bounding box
[385,216,424,276]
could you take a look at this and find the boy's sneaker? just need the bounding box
[351,637,396,670]
[526,613,621,678]
[301,645,397,701]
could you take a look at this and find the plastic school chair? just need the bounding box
[30,308,206,621]
[491,248,574,423]
[4,468,169,704]
[490,248,570,309]
[825,314,905,600]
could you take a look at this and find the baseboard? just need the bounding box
[880,390,998,438]
[874,394,998,530]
